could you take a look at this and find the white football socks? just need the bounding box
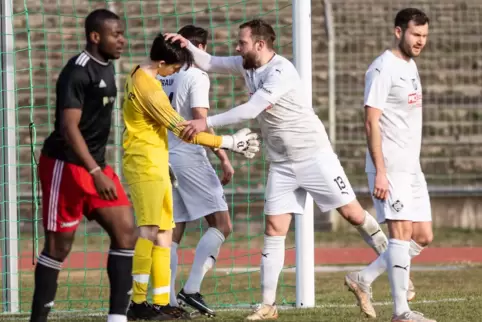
[386,239,411,315]
[183,227,225,294]
[261,235,286,305]
[359,239,424,285]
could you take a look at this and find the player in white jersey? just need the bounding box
[344,8,436,322]
[158,25,234,318]
[165,19,389,320]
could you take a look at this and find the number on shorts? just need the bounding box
[333,176,346,191]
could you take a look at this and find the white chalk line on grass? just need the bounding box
[2,297,467,320]
[214,264,466,274]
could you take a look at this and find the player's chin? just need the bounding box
[112,52,123,59]
[411,48,422,57]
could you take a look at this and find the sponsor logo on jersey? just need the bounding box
[408,92,422,108]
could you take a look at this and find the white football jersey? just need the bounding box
[158,67,211,166]
[364,50,423,173]
[216,54,332,162]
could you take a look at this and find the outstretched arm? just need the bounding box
[178,67,292,139]
[186,42,244,75]
[164,33,244,75]
[138,85,259,158]
[142,87,223,149]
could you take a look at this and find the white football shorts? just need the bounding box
[367,171,432,224]
[171,162,228,223]
[264,149,356,215]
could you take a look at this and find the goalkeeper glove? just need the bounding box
[219,128,260,158]
[168,163,178,188]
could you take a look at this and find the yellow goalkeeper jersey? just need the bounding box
[122,65,222,184]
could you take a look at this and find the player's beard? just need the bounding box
[399,32,416,59]
[242,50,258,69]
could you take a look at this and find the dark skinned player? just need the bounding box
[29,9,136,322]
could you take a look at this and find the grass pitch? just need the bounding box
[3,265,482,321]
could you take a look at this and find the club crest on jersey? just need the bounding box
[391,200,404,212]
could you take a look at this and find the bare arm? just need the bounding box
[364,107,386,174]
[192,108,229,162]
[186,40,244,75]
[61,109,99,172]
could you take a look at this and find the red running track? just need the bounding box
[8,247,482,271]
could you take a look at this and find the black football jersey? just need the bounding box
[42,51,117,167]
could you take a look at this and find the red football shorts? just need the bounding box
[38,154,130,233]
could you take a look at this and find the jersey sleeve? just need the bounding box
[56,65,89,109]
[135,75,222,149]
[189,71,210,109]
[187,41,244,75]
[364,66,392,111]
[251,66,292,105]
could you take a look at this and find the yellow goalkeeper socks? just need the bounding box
[132,237,154,304]
[151,245,171,306]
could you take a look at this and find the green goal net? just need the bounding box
[1,0,296,315]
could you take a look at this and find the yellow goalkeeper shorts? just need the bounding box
[129,180,175,230]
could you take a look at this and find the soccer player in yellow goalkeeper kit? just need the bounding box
[122,34,260,321]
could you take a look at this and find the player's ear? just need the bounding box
[394,26,403,40]
[89,31,101,45]
[256,39,266,51]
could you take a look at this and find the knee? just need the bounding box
[412,231,433,247]
[138,225,159,242]
[264,214,291,237]
[44,233,74,261]
[218,221,232,239]
[337,200,365,226]
[155,229,172,248]
[111,221,138,250]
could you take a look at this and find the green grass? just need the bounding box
[3,266,482,321]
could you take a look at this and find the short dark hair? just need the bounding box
[394,8,429,31]
[177,25,208,47]
[85,9,120,39]
[239,19,276,50]
[150,33,193,69]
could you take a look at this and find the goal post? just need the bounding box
[292,0,315,309]
[0,0,19,313]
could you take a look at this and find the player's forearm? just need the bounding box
[188,131,223,149]
[62,125,99,171]
[206,97,267,128]
[208,127,229,162]
[365,120,386,173]
[187,42,238,74]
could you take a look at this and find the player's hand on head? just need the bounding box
[91,169,118,201]
[163,33,188,48]
[220,160,235,185]
[220,128,260,159]
[373,172,389,200]
[178,119,208,141]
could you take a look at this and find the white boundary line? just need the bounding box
[213,265,466,274]
[1,297,468,320]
